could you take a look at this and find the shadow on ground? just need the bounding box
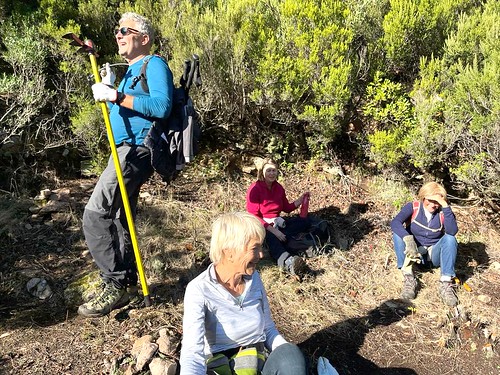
[299,299,418,375]
[310,202,375,251]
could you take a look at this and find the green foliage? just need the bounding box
[0,2,116,192]
[411,0,500,201]
[367,130,405,167]
[450,152,488,184]
[369,176,414,211]
[252,0,353,149]
[344,0,389,81]
[69,101,109,175]
[363,72,414,125]
[362,72,415,167]
[0,0,498,208]
[0,16,58,192]
[382,0,480,79]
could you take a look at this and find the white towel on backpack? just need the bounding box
[263,217,286,228]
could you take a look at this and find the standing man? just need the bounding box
[78,12,173,317]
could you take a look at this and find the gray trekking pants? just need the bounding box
[83,143,153,288]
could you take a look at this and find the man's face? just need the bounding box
[115,19,148,61]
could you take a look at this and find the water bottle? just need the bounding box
[299,192,310,218]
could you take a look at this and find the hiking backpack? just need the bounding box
[286,217,334,257]
[142,54,202,183]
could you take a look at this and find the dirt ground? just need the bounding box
[0,167,499,375]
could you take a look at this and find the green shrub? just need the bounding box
[362,72,415,167]
[382,0,480,80]
[412,0,500,202]
[251,0,353,154]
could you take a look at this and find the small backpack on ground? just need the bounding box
[143,54,202,183]
[286,217,334,257]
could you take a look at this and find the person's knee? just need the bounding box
[276,342,304,357]
[440,234,458,251]
[264,343,306,373]
[392,232,405,248]
[442,233,457,244]
[392,232,406,268]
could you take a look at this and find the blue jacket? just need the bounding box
[391,201,458,247]
[109,55,173,145]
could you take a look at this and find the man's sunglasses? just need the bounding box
[114,27,140,36]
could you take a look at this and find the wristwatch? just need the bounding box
[116,92,125,105]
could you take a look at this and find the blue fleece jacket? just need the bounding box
[109,55,173,145]
[391,201,458,247]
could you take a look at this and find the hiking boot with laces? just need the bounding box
[439,281,458,307]
[401,274,417,300]
[126,285,144,308]
[284,256,308,280]
[78,282,129,318]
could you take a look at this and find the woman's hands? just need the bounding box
[267,225,286,242]
[294,192,309,208]
[426,194,448,208]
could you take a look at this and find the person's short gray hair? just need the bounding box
[209,212,265,265]
[119,12,155,41]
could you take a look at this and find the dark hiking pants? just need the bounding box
[83,143,153,288]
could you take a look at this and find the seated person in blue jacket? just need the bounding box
[246,158,310,278]
[179,211,307,375]
[391,182,459,306]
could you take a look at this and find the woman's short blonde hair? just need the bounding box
[209,212,265,265]
[257,158,278,181]
[417,181,447,201]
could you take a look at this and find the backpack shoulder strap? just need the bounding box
[139,55,154,94]
[410,200,445,233]
[411,201,420,222]
[139,55,171,94]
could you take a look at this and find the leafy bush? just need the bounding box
[0,0,498,209]
[0,16,69,193]
[362,72,415,167]
[412,0,500,202]
[251,0,353,156]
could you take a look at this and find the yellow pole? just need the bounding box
[87,48,151,307]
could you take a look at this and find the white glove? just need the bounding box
[100,63,116,86]
[274,217,286,228]
[403,235,421,263]
[92,82,117,102]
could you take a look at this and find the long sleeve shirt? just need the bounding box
[109,55,173,145]
[391,201,458,247]
[179,264,287,375]
[246,180,297,228]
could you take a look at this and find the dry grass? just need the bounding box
[136,169,500,373]
[1,166,499,374]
